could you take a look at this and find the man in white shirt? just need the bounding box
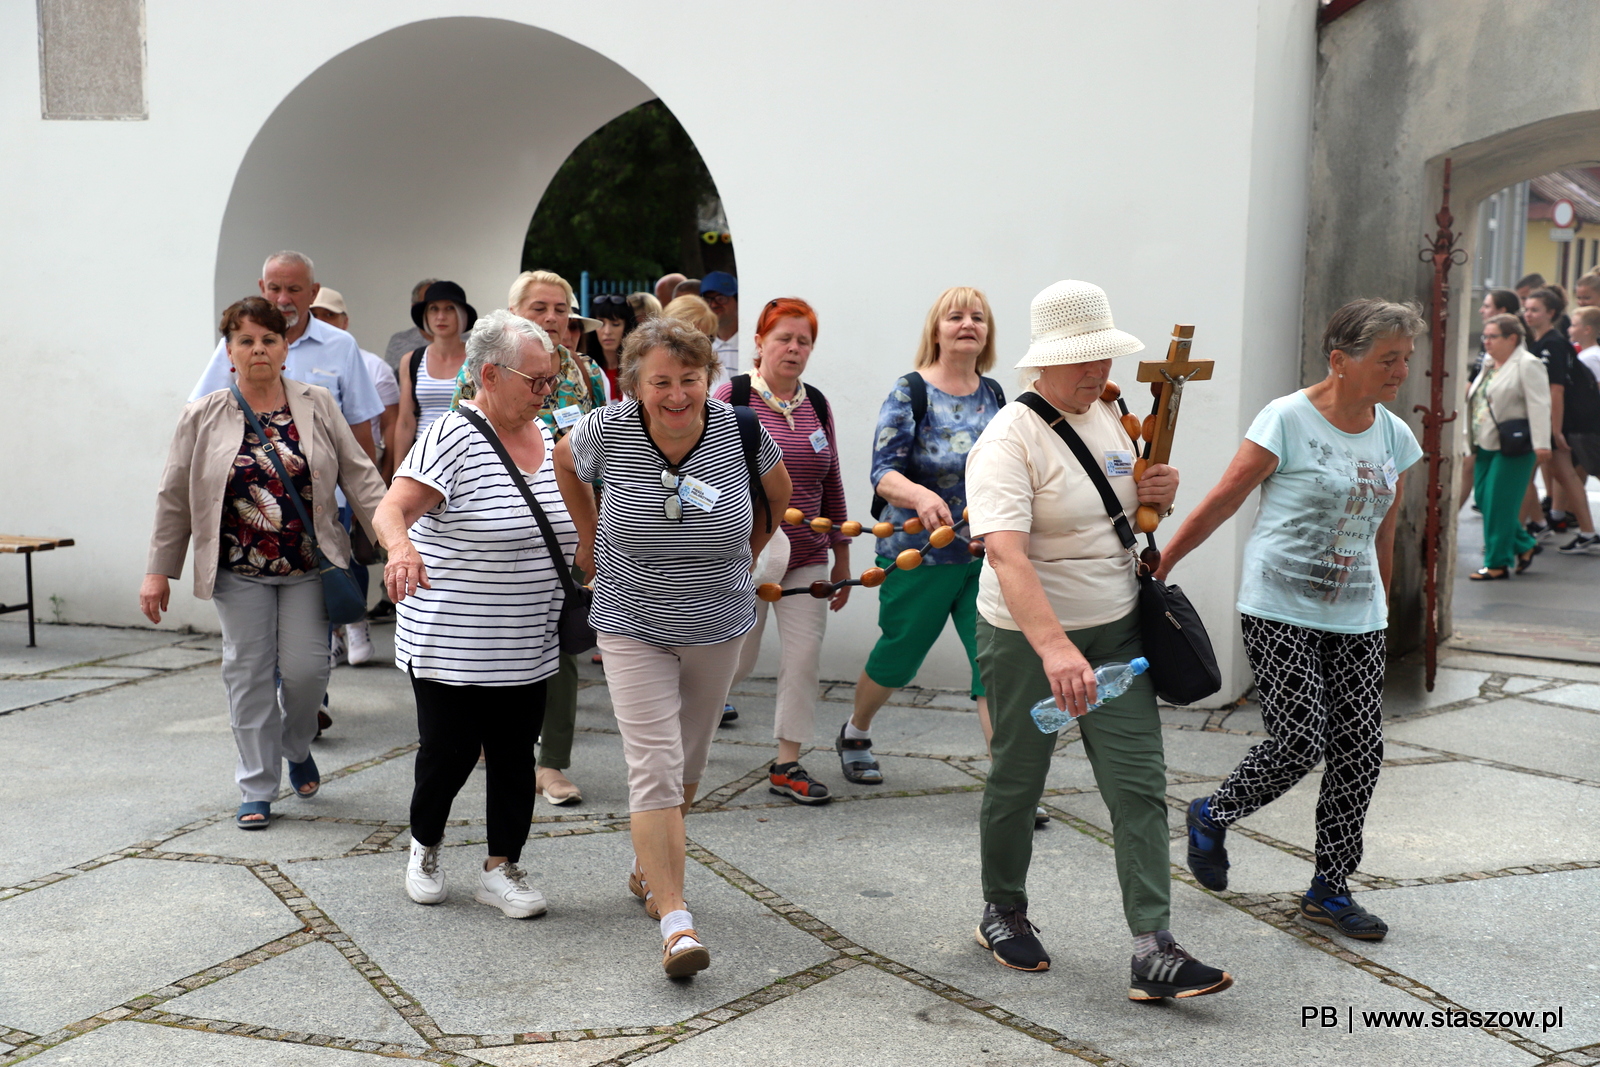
[192,252,383,462]
[702,271,740,385]
[309,288,400,464]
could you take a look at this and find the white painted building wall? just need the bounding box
[0,1,1315,703]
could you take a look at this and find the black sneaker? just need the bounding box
[1559,533,1600,554]
[1527,520,1553,542]
[1185,797,1229,891]
[975,903,1050,971]
[768,762,831,805]
[1129,933,1233,1000]
[720,703,738,726]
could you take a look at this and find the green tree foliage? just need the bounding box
[522,100,718,283]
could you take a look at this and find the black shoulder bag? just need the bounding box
[1015,392,1221,706]
[458,408,596,655]
[231,384,369,626]
[1482,385,1533,457]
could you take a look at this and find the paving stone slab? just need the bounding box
[289,832,830,1035]
[1441,651,1600,684]
[647,964,1069,1065]
[0,677,119,712]
[163,940,420,1046]
[163,817,381,864]
[473,1035,660,1067]
[1172,763,1600,879]
[1383,667,1490,716]
[0,620,191,677]
[1501,676,1551,695]
[689,793,1534,1067]
[723,752,978,805]
[1528,683,1600,712]
[1387,699,1600,780]
[99,645,223,670]
[0,858,299,1033]
[1220,706,1265,733]
[46,665,162,680]
[1354,870,1600,1048]
[22,1021,407,1064]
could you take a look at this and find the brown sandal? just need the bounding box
[629,866,687,920]
[662,929,710,977]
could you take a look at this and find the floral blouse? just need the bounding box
[869,374,1005,565]
[220,405,317,577]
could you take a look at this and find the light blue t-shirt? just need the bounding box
[1237,391,1423,634]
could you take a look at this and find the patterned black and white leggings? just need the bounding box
[1208,614,1386,895]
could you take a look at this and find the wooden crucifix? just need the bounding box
[1133,325,1213,533]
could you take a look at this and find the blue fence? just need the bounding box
[578,272,652,317]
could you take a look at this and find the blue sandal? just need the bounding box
[1300,878,1388,941]
[288,755,320,799]
[236,801,271,830]
[1185,797,1230,891]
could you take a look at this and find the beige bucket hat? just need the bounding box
[1015,280,1144,367]
[309,287,347,315]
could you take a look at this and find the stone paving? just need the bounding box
[1,616,1597,1067]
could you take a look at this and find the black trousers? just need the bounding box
[409,672,547,863]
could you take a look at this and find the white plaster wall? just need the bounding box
[0,0,1315,702]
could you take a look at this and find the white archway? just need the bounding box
[214,17,658,356]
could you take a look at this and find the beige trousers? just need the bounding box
[732,562,829,744]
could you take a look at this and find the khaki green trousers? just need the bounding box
[977,611,1171,934]
[537,653,577,770]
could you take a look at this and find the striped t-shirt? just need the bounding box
[568,398,783,646]
[412,348,461,441]
[394,408,576,685]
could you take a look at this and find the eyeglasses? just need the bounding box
[501,365,562,392]
[661,467,683,522]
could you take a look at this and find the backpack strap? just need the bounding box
[732,404,772,533]
[905,371,928,426]
[729,373,753,408]
[981,375,1007,407]
[409,346,426,419]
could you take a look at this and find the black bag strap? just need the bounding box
[1015,391,1140,555]
[409,346,427,418]
[732,404,773,533]
[231,383,325,557]
[457,407,581,600]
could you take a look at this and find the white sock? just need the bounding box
[844,722,871,740]
[1582,529,1596,537]
[661,909,700,947]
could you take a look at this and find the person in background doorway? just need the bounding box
[1574,270,1600,310]
[629,291,663,322]
[673,279,702,298]
[591,293,637,400]
[1522,287,1593,545]
[392,282,476,480]
[1572,304,1600,381]
[701,272,740,386]
[1461,288,1526,508]
[654,273,687,306]
[1560,303,1600,554]
[664,295,719,338]
[1161,298,1425,948]
[310,287,401,666]
[1465,314,1552,578]
[385,279,437,371]
[1515,273,1546,302]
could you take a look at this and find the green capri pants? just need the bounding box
[977,610,1170,935]
[863,556,985,698]
[1473,446,1539,570]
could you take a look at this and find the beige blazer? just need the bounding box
[1467,348,1552,453]
[147,378,388,599]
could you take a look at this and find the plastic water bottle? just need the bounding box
[1029,658,1149,732]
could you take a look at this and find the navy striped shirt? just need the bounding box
[568,398,782,646]
[394,408,576,685]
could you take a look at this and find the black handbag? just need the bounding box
[231,384,369,626]
[459,408,596,655]
[1483,391,1533,457]
[1016,393,1222,705]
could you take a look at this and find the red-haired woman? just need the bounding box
[715,298,850,805]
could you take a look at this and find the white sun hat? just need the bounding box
[1015,280,1144,367]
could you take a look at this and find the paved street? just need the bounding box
[1,607,1597,1067]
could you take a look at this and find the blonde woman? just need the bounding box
[664,294,719,338]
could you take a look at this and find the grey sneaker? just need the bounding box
[476,861,547,918]
[406,839,446,905]
[975,903,1050,971]
[1129,932,1232,1000]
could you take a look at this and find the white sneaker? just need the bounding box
[475,861,548,918]
[346,621,374,665]
[406,839,447,905]
[329,628,347,667]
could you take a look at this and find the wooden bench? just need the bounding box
[1,536,75,647]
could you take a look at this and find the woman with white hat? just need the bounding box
[1158,299,1425,944]
[965,280,1232,1000]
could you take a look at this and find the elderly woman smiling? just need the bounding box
[142,296,385,830]
[375,310,577,921]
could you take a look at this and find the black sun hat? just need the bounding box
[411,280,478,332]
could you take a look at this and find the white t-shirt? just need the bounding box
[394,409,576,685]
[360,349,399,450]
[711,335,740,389]
[1578,344,1600,385]
[967,391,1142,632]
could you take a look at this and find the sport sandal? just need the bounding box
[769,761,831,805]
[1185,797,1229,891]
[1300,878,1388,941]
[629,865,686,921]
[663,929,710,978]
[836,721,883,784]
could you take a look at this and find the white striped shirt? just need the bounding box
[413,348,461,441]
[568,398,782,646]
[394,408,576,685]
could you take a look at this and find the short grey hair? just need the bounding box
[466,308,553,388]
[1321,299,1426,361]
[263,250,315,280]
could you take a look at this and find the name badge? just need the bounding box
[679,474,722,513]
[809,427,830,453]
[552,404,583,429]
[1382,458,1398,490]
[1104,449,1135,477]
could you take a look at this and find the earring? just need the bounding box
[1338,373,1344,379]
